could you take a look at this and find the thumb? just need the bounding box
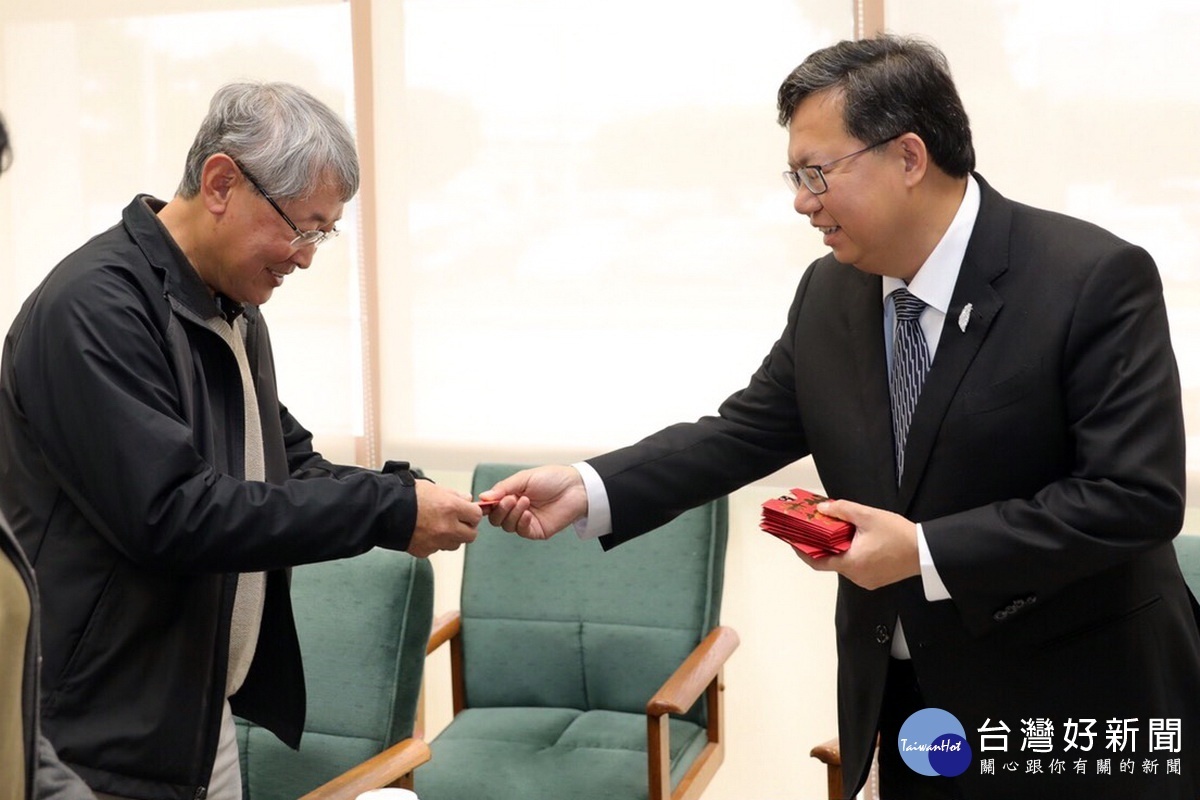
[479,471,530,501]
[816,498,866,526]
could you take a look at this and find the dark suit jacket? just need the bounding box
[588,175,1200,799]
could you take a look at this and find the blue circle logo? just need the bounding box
[897,708,972,777]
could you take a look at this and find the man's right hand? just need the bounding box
[479,465,588,540]
[407,480,481,558]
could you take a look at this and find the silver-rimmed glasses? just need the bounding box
[232,157,339,248]
[782,133,902,196]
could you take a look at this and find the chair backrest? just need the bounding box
[461,463,728,725]
[237,548,434,799]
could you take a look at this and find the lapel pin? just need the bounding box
[958,303,973,333]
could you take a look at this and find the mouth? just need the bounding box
[818,225,840,236]
[268,265,296,286]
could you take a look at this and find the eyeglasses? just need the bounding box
[232,158,338,248]
[782,133,902,196]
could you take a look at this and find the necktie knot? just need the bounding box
[892,287,926,321]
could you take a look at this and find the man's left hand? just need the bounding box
[795,499,921,590]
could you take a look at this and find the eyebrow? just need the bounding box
[294,210,341,229]
[786,149,818,170]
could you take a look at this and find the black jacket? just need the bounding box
[0,196,418,799]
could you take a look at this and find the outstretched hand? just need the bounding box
[406,480,481,558]
[794,499,922,590]
[479,465,589,540]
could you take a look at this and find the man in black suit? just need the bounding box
[482,35,1200,799]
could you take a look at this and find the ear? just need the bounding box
[199,153,240,216]
[896,133,929,188]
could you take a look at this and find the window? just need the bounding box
[0,0,365,464]
[373,0,851,457]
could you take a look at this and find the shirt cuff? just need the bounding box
[917,522,951,601]
[571,461,612,541]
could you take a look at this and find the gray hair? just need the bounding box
[177,81,359,202]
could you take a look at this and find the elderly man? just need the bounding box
[0,82,480,800]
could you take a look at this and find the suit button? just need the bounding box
[875,625,891,644]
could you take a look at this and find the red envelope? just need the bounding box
[760,488,855,558]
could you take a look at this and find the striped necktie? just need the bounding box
[889,287,930,481]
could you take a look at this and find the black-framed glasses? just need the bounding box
[232,158,338,248]
[782,133,902,196]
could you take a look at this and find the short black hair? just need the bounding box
[777,35,975,177]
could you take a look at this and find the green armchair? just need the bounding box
[236,547,434,799]
[415,462,738,800]
[1175,533,1200,598]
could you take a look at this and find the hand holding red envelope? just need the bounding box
[760,488,855,559]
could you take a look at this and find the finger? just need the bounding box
[485,496,515,529]
[460,502,483,525]
[487,471,530,498]
[487,494,516,517]
[807,553,841,572]
[791,543,843,573]
[817,498,861,525]
[515,509,542,540]
[492,496,530,532]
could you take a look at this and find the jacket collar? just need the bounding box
[121,194,249,325]
[896,173,1011,507]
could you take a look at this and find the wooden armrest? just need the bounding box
[810,736,842,766]
[427,610,461,655]
[646,626,739,717]
[299,738,432,800]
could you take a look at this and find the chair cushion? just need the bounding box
[415,707,709,800]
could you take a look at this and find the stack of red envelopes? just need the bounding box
[760,488,855,559]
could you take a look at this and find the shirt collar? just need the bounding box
[214,293,246,323]
[882,174,981,313]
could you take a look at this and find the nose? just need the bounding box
[291,244,316,269]
[793,187,822,217]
